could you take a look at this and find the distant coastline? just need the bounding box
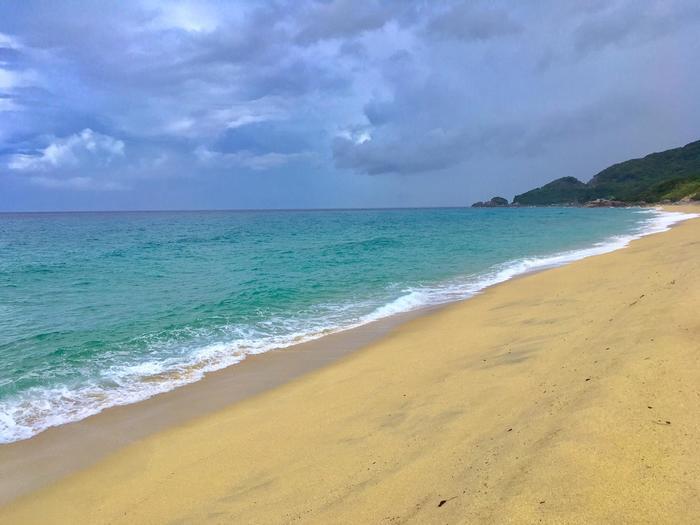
[473,139,700,208]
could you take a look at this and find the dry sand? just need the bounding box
[1,206,699,524]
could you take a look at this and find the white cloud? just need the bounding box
[0,32,42,113]
[0,68,17,90]
[0,66,40,113]
[0,67,38,90]
[147,1,222,33]
[338,127,372,144]
[9,129,125,171]
[0,32,21,49]
[163,97,289,138]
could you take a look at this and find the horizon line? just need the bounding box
[0,205,484,214]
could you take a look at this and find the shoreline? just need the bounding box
[0,206,698,509]
[1,207,690,446]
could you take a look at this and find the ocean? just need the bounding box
[0,207,688,443]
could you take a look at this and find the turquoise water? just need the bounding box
[0,207,686,442]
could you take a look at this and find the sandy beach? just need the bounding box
[1,206,699,524]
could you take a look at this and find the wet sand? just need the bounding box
[0,307,423,505]
[1,206,699,524]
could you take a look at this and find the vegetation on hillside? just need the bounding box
[513,140,700,205]
[513,177,590,206]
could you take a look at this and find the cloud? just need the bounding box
[295,0,395,44]
[149,1,221,33]
[162,97,290,137]
[0,2,321,141]
[425,3,522,42]
[27,175,127,191]
[333,134,462,175]
[332,94,651,176]
[0,34,41,113]
[6,128,128,191]
[8,129,125,171]
[1,0,700,209]
[573,0,700,56]
[0,31,21,50]
[0,94,19,111]
[0,67,36,90]
[195,145,310,171]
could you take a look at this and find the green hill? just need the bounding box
[513,140,700,205]
[513,176,590,206]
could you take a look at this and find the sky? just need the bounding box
[1,0,699,211]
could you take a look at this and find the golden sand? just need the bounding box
[1,207,699,524]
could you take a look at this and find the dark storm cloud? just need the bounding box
[329,1,700,177]
[0,0,699,210]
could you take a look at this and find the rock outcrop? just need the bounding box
[472,196,510,208]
